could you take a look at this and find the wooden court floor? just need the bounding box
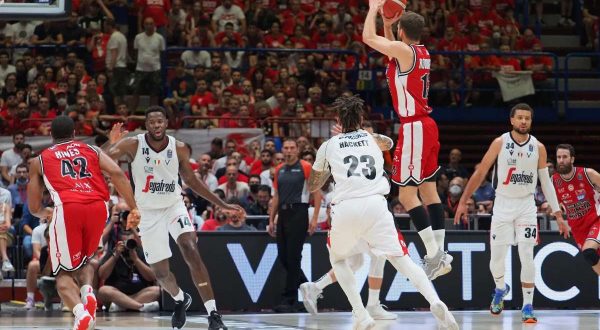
[0,308,598,329]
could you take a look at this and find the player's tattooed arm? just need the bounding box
[308,168,331,192]
[371,133,393,151]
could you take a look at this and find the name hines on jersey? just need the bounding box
[141,175,176,193]
[502,167,534,185]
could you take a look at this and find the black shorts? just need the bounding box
[109,67,130,97]
[133,70,162,95]
[107,281,149,296]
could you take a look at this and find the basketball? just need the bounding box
[381,0,407,20]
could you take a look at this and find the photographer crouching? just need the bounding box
[97,210,160,312]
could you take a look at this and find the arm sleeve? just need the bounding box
[538,167,560,213]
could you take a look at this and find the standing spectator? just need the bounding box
[105,18,129,108]
[0,51,15,89]
[79,0,115,32]
[132,17,165,112]
[583,0,600,49]
[0,132,24,185]
[268,139,321,313]
[212,0,247,34]
[137,0,171,40]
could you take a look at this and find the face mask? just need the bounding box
[249,184,259,194]
[16,177,28,184]
[449,185,462,196]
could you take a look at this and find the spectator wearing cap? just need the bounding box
[212,0,246,34]
[105,18,129,108]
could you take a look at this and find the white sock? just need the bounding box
[204,299,216,314]
[73,303,86,317]
[80,285,94,300]
[433,229,445,251]
[26,292,34,300]
[367,289,380,306]
[417,227,439,258]
[315,273,333,291]
[522,287,534,306]
[172,289,184,302]
[387,255,439,304]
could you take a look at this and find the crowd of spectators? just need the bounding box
[0,0,597,136]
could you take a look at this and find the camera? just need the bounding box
[126,238,137,250]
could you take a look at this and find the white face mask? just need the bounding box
[57,98,67,107]
[449,185,462,196]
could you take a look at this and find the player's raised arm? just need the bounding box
[176,141,245,217]
[26,157,45,219]
[101,122,138,161]
[363,0,411,60]
[371,133,394,151]
[308,141,331,192]
[454,137,503,224]
[537,142,569,238]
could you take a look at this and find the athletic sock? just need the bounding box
[315,273,333,291]
[172,289,184,302]
[204,299,216,314]
[523,287,534,306]
[367,289,380,307]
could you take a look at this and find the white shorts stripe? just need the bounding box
[49,205,72,274]
[399,122,424,183]
[412,121,424,180]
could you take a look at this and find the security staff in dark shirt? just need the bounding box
[268,139,321,312]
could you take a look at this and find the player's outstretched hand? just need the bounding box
[126,208,141,230]
[369,0,384,10]
[454,202,467,225]
[109,122,129,144]
[381,11,402,26]
[555,213,571,239]
[221,203,246,219]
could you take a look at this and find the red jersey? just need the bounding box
[552,167,600,229]
[386,45,432,119]
[40,141,109,206]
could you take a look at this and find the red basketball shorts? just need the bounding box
[49,201,108,275]
[571,217,600,250]
[391,116,441,186]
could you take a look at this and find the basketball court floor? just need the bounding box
[0,309,598,329]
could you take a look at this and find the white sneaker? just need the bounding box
[299,282,322,315]
[2,260,14,272]
[140,301,160,312]
[352,310,376,330]
[423,250,453,280]
[72,310,95,330]
[24,297,35,310]
[108,303,125,312]
[431,301,459,330]
[366,303,397,320]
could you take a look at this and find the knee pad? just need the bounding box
[347,254,364,272]
[582,248,600,267]
[368,255,386,278]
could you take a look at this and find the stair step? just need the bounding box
[558,56,591,70]
[541,34,580,48]
[557,78,600,91]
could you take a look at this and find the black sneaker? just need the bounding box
[208,310,228,329]
[172,293,192,329]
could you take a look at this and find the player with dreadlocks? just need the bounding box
[305,95,458,329]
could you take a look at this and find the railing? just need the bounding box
[564,52,600,119]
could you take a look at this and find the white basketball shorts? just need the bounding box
[490,195,539,246]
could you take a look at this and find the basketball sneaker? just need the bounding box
[521,304,538,323]
[430,301,459,330]
[299,282,322,315]
[366,303,397,320]
[423,250,453,280]
[172,292,192,329]
[72,310,94,330]
[207,310,228,329]
[83,294,97,321]
[24,297,35,310]
[351,310,376,330]
[2,259,14,272]
[490,284,510,315]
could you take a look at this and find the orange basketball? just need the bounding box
[381,0,407,20]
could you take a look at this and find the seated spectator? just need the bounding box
[183,194,204,231]
[301,150,316,164]
[216,157,249,183]
[8,163,28,215]
[98,223,160,312]
[390,199,410,230]
[24,207,52,309]
[249,149,273,176]
[443,148,470,179]
[217,199,256,231]
[472,163,495,212]
[260,152,284,188]
[0,197,14,273]
[201,205,228,231]
[211,0,246,33]
[217,165,250,201]
[247,185,271,217]
[515,28,541,51]
[181,37,212,69]
[196,153,218,192]
[20,200,41,260]
[246,174,261,204]
[444,176,466,218]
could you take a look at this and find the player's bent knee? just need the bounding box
[582,248,600,267]
[347,254,364,272]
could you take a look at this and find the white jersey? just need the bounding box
[130,134,182,209]
[313,130,390,204]
[493,132,539,199]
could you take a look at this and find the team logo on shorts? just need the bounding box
[408,164,415,171]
